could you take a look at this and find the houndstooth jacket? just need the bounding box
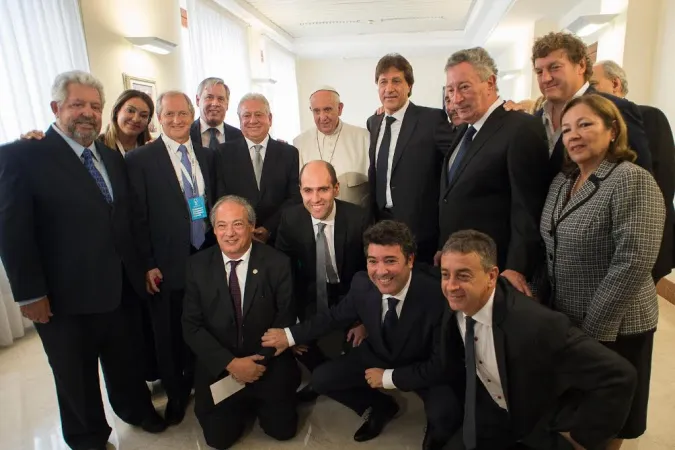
[541,159,665,341]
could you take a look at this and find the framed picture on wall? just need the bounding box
[122,73,159,134]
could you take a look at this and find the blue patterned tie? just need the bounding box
[448,125,476,184]
[81,148,112,204]
[178,145,206,249]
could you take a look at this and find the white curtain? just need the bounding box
[0,0,90,145]
[186,0,251,127]
[266,39,301,142]
[0,0,88,345]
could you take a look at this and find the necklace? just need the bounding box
[315,122,343,164]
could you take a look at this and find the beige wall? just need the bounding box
[651,0,675,125]
[79,0,185,127]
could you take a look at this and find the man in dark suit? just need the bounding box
[263,221,461,448]
[366,53,456,264]
[276,160,370,401]
[190,77,243,151]
[0,71,165,450]
[183,195,300,449]
[126,90,217,425]
[438,230,637,450]
[438,47,550,297]
[531,32,652,178]
[215,93,301,244]
[591,60,675,282]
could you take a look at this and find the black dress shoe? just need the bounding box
[296,384,319,403]
[422,423,446,450]
[141,410,167,433]
[353,401,399,442]
[164,397,188,426]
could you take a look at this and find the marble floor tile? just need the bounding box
[2,298,675,449]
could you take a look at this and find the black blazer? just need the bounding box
[366,102,455,246]
[215,137,301,238]
[639,104,675,280]
[544,87,652,177]
[290,269,447,392]
[275,199,369,317]
[182,242,298,410]
[440,278,637,450]
[439,106,550,278]
[126,137,217,290]
[190,119,243,152]
[0,126,145,314]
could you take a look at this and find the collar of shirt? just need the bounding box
[310,201,337,228]
[382,270,413,305]
[222,243,253,268]
[318,119,343,139]
[51,123,100,160]
[161,133,194,156]
[471,97,504,133]
[245,135,270,152]
[542,81,590,125]
[462,287,496,327]
[200,118,225,137]
[387,99,410,122]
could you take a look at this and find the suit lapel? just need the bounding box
[333,201,347,276]
[211,247,235,319]
[390,273,423,359]
[260,138,281,198]
[153,139,187,207]
[193,141,210,200]
[441,124,468,197]
[242,243,261,319]
[391,103,419,173]
[369,115,384,166]
[491,282,511,410]
[96,142,121,209]
[367,283,387,354]
[236,141,261,202]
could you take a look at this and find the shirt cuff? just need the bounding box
[382,369,397,389]
[284,327,296,347]
[17,297,45,306]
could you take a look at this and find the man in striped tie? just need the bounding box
[126,90,217,426]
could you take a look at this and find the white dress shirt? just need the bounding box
[200,118,225,148]
[541,82,589,156]
[161,134,206,196]
[310,201,340,282]
[222,244,252,308]
[380,271,412,389]
[456,288,507,409]
[447,97,504,173]
[245,135,270,163]
[375,100,410,208]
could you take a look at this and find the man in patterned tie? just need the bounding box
[183,195,299,449]
[189,77,243,152]
[126,90,218,426]
[0,70,165,450]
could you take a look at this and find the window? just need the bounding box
[265,39,301,142]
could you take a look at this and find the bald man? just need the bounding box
[293,88,370,207]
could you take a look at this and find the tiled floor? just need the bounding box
[2,299,675,449]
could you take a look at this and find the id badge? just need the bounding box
[188,196,207,221]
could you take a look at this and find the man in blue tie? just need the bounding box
[126,90,218,426]
[0,70,165,450]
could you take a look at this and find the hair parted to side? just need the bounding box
[560,94,636,173]
[532,32,593,81]
[209,195,257,228]
[238,93,271,116]
[51,70,106,106]
[375,53,414,97]
[363,220,416,259]
[156,90,195,117]
[102,89,154,149]
[596,60,629,95]
[196,77,231,99]
[442,230,497,272]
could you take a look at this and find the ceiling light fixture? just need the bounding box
[565,14,618,37]
[125,36,177,55]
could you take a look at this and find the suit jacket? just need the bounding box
[440,277,637,450]
[190,118,243,152]
[0,126,145,314]
[541,160,665,341]
[126,137,217,290]
[639,104,675,280]
[290,269,447,392]
[366,102,455,247]
[215,137,301,238]
[275,199,369,317]
[182,242,298,411]
[543,87,652,177]
[439,106,550,277]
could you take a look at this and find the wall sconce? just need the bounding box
[565,14,618,37]
[125,36,177,55]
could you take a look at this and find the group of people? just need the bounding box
[0,28,672,450]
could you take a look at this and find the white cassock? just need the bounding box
[293,120,370,207]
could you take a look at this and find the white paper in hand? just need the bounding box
[210,375,245,405]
